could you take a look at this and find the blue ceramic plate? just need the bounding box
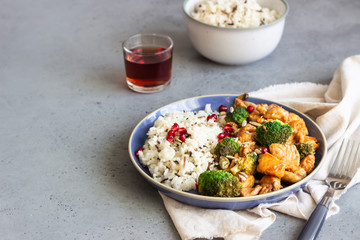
[128,95,327,210]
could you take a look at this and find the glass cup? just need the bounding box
[122,33,173,93]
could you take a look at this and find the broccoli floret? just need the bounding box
[214,137,240,158]
[225,107,249,125]
[230,152,258,175]
[255,120,293,146]
[295,142,315,160]
[198,170,242,197]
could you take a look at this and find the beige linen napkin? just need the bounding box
[160,55,360,240]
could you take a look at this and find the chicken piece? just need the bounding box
[287,113,308,142]
[300,154,315,174]
[244,101,256,106]
[256,153,285,178]
[234,99,247,108]
[256,104,269,115]
[259,175,282,191]
[234,95,249,108]
[248,111,261,121]
[236,174,255,188]
[293,166,307,178]
[238,141,257,156]
[241,185,262,197]
[287,112,306,124]
[239,143,252,156]
[233,93,253,108]
[237,131,255,143]
[241,123,257,133]
[248,110,266,124]
[300,136,319,150]
[259,185,272,194]
[269,143,300,171]
[236,123,256,145]
[237,123,257,143]
[264,104,289,122]
[282,167,307,183]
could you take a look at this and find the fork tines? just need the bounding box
[330,139,360,179]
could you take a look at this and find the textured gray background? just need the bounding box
[1,0,359,239]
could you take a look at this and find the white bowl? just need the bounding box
[183,0,289,65]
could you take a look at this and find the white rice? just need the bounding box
[139,105,225,191]
[191,0,281,28]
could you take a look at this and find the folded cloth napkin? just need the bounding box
[160,55,360,240]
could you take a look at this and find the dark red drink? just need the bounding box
[124,46,173,90]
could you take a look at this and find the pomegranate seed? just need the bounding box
[135,147,143,157]
[167,130,175,137]
[223,124,233,132]
[262,147,269,153]
[171,123,179,132]
[217,133,226,141]
[179,134,187,142]
[178,127,187,135]
[218,133,226,138]
[224,130,232,137]
[167,135,174,143]
[207,114,218,122]
[247,105,255,113]
[219,105,228,112]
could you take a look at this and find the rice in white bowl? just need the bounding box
[191,0,281,28]
[139,105,225,191]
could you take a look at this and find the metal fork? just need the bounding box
[298,139,360,240]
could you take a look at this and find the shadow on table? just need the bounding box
[91,67,129,92]
[95,128,181,238]
[96,129,160,200]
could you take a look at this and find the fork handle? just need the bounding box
[297,195,332,240]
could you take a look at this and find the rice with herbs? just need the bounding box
[191,0,281,28]
[138,105,225,191]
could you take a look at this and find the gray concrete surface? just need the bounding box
[1,0,359,239]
